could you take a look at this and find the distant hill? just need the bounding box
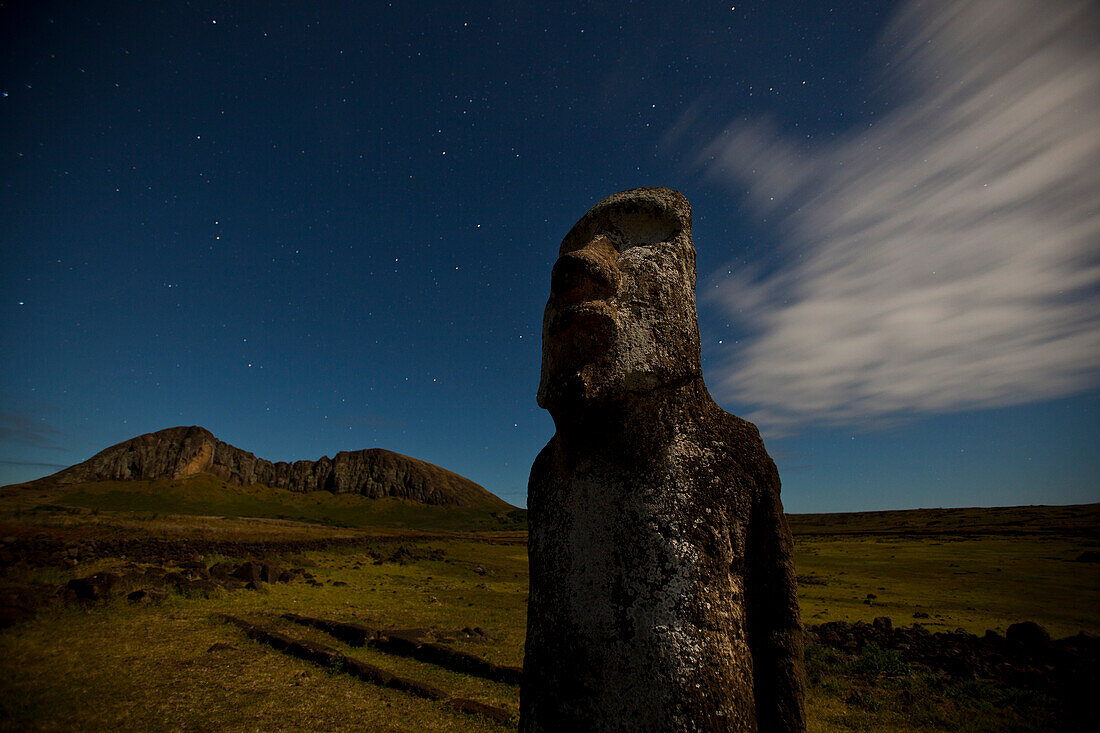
[29,426,513,510]
[788,503,1099,538]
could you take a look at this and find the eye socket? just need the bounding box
[559,198,685,256]
[609,208,681,249]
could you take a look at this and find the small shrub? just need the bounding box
[848,642,911,678]
[846,688,881,711]
[804,642,843,684]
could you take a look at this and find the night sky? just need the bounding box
[2,0,1097,512]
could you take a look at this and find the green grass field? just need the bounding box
[2,474,526,532]
[796,533,1098,638]
[0,478,1096,731]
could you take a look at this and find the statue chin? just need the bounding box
[537,365,610,413]
[537,359,693,416]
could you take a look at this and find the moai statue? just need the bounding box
[521,188,805,732]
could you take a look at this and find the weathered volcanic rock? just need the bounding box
[521,188,805,732]
[33,425,504,507]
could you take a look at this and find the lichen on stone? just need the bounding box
[522,187,805,732]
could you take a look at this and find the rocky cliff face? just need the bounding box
[41,426,506,508]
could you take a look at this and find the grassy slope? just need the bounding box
[4,478,1096,636]
[1,474,526,532]
[0,539,526,731]
[792,504,1100,638]
[796,533,1098,638]
[0,498,1096,731]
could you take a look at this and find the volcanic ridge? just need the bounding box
[30,426,507,508]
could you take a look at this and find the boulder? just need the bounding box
[66,572,121,601]
[231,561,264,584]
[1006,621,1051,648]
[259,562,282,583]
[208,561,236,581]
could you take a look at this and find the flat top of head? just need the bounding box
[562,187,693,254]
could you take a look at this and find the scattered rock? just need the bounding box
[1007,621,1051,648]
[231,561,264,584]
[126,589,166,604]
[48,557,310,609]
[0,533,413,570]
[143,566,167,582]
[162,571,186,588]
[66,572,121,601]
[259,562,282,583]
[208,561,236,581]
[183,567,211,581]
[181,555,205,569]
[808,619,1098,694]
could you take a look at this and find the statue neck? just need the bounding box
[548,376,711,457]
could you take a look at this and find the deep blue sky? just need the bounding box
[2,0,1097,512]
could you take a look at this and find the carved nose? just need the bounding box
[551,235,620,305]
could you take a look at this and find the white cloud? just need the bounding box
[689,0,1100,432]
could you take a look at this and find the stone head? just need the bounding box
[537,187,702,415]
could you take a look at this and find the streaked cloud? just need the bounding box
[0,411,63,450]
[0,460,68,469]
[686,0,1100,431]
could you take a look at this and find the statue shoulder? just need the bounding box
[530,435,562,481]
[703,404,765,450]
[704,407,781,492]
